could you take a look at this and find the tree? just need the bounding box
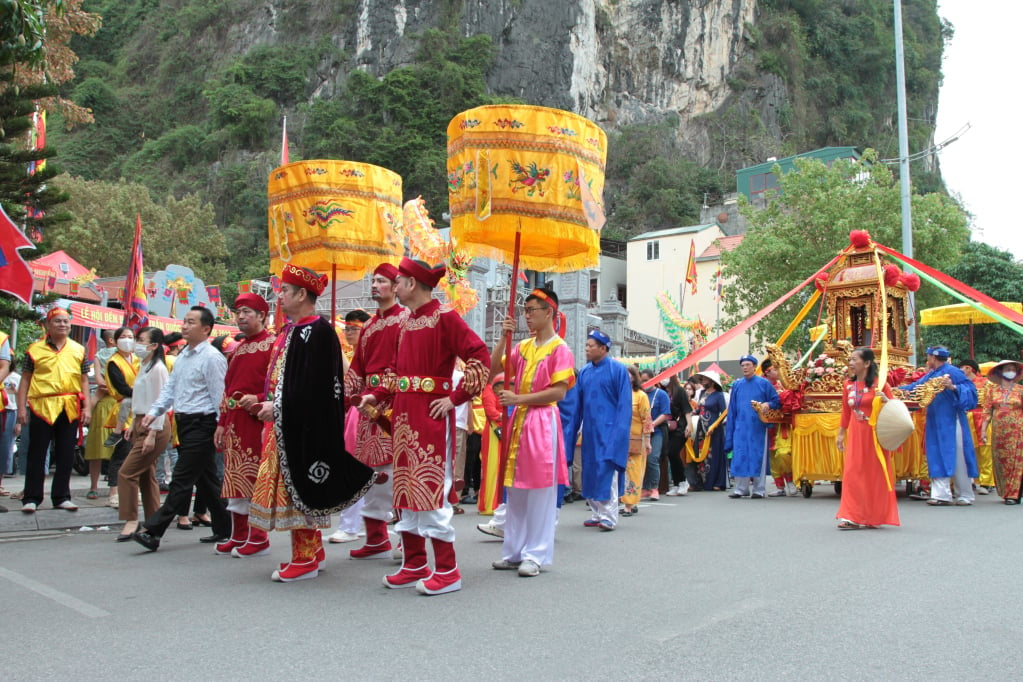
[723,149,969,348]
[930,241,1023,363]
[47,174,229,284]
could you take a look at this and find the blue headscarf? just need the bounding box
[739,354,758,366]
[588,329,611,349]
[925,346,950,359]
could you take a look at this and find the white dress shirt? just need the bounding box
[148,340,227,418]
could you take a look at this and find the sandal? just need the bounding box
[837,521,864,530]
[86,490,99,500]
[191,515,212,527]
[11,490,23,500]
[926,499,953,506]
[0,487,10,497]
[1005,499,1019,505]
[620,509,634,517]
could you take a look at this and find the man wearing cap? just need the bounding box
[358,258,490,595]
[211,293,275,558]
[16,307,92,513]
[489,287,575,577]
[564,329,632,531]
[343,263,407,556]
[724,355,781,499]
[247,265,374,581]
[900,346,978,506]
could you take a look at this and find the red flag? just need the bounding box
[177,288,190,304]
[238,280,252,294]
[69,281,80,296]
[281,116,289,165]
[685,239,698,295]
[124,214,149,331]
[0,204,36,304]
[206,285,221,304]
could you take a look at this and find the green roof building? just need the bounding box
[736,146,860,203]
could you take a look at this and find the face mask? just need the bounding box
[660,380,669,387]
[133,342,151,358]
[1003,370,1018,380]
[117,337,134,353]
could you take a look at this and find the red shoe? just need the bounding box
[271,559,319,582]
[214,539,244,556]
[232,539,271,557]
[415,567,462,595]
[383,563,431,589]
[349,540,392,559]
[279,547,325,571]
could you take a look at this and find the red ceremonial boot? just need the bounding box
[349,517,392,559]
[215,512,249,556]
[416,539,461,595]
[271,529,319,582]
[232,524,271,557]
[279,545,325,571]
[383,532,430,589]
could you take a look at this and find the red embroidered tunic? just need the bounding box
[344,304,407,467]
[372,299,490,511]
[218,328,274,499]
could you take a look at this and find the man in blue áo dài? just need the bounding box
[563,330,631,531]
[725,355,781,499]
[900,346,978,506]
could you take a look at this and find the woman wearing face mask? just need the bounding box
[978,360,1023,505]
[115,327,171,540]
[99,327,139,507]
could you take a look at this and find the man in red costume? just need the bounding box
[249,264,374,582]
[213,293,275,557]
[358,258,490,596]
[345,262,407,558]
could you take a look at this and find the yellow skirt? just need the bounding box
[83,395,117,461]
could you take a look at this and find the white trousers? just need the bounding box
[503,486,558,567]
[931,422,975,503]
[226,498,250,514]
[490,502,507,530]
[360,463,395,522]
[336,497,365,533]
[587,471,619,526]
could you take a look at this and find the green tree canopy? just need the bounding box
[48,174,229,284]
[925,241,1023,363]
[723,149,969,349]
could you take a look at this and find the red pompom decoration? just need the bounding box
[779,389,805,413]
[900,272,921,292]
[883,264,901,287]
[887,367,908,387]
[814,271,830,292]
[849,230,871,248]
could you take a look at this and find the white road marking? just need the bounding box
[0,567,110,618]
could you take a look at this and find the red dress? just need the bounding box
[344,304,407,467]
[372,299,490,511]
[218,329,274,499]
[836,380,900,527]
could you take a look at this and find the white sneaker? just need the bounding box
[327,530,361,544]
[57,500,78,511]
[476,522,504,538]
[975,485,990,496]
[108,494,119,508]
[665,485,679,497]
[21,502,37,513]
[785,481,799,497]
[517,559,541,577]
[678,481,690,496]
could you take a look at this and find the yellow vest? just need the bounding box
[26,337,86,424]
[105,352,139,428]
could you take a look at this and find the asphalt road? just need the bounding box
[2,487,1018,680]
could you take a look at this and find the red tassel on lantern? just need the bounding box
[883,264,901,287]
[900,272,921,292]
[849,230,871,248]
[813,272,830,292]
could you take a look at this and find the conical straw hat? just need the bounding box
[875,399,915,451]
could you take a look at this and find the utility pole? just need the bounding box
[894,0,917,365]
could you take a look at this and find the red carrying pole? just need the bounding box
[331,264,337,322]
[497,231,522,493]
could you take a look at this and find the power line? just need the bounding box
[879,122,971,165]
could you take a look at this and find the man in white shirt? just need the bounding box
[133,307,229,552]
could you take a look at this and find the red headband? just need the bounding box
[282,263,328,296]
[45,306,71,322]
[529,289,558,314]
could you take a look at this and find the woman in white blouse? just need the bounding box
[116,327,172,541]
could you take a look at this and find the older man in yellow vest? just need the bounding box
[16,307,92,513]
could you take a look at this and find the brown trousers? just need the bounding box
[118,421,173,522]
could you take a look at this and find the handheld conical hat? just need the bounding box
[876,399,914,450]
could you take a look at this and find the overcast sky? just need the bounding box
[935,1,1021,259]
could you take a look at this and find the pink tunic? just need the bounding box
[505,337,575,489]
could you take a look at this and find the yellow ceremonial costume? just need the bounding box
[104,352,139,429]
[26,339,86,424]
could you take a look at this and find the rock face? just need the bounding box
[244,0,758,139]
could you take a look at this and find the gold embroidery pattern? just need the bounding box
[221,424,260,498]
[360,308,408,343]
[391,411,445,510]
[354,416,393,467]
[344,369,365,397]
[460,358,490,397]
[232,336,275,358]
[397,307,441,348]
